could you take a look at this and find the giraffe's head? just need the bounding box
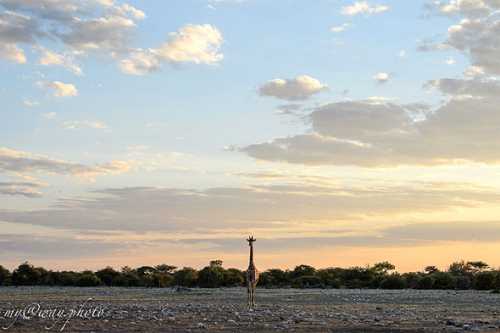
[247,236,256,246]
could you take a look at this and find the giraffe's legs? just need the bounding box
[250,285,256,308]
[247,285,251,308]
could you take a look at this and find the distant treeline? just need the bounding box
[1,260,499,291]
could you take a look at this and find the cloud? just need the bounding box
[0,147,131,180]
[0,1,222,75]
[258,75,328,101]
[39,80,78,97]
[0,43,26,63]
[432,0,494,18]
[42,112,56,119]
[119,24,223,75]
[37,47,82,75]
[341,1,390,16]
[0,1,143,61]
[0,181,43,198]
[0,234,129,260]
[426,0,500,75]
[240,89,500,166]
[373,72,390,83]
[331,23,351,33]
[445,57,456,65]
[240,1,500,168]
[62,120,108,130]
[426,78,500,98]
[0,10,41,63]
[0,181,498,232]
[464,65,485,77]
[22,99,39,107]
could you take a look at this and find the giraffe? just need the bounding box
[246,236,259,309]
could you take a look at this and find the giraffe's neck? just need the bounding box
[248,243,255,268]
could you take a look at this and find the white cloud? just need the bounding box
[330,23,351,33]
[23,99,39,107]
[39,81,78,97]
[242,79,500,166]
[373,72,390,83]
[258,75,328,101]
[119,24,224,75]
[42,112,57,119]
[341,1,390,16]
[445,57,456,65]
[426,1,500,75]
[157,24,223,64]
[38,48,82,75]
[464,65,485,77]
[0,43,26,63]
[62,120,108,130]
[119,49,160,75]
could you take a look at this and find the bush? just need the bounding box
[96,267,121,286]
[223,268,245,287]
[316,268,342,288]
[0,265,11,286]
[416,276,435,289]
[474,272,497,290]
[432,272,456,289]
[198,261,225,288]
[12,262,42,286]
[77,271,102,287]
[455,275,472,290]
[259,269,290,287]
[380,274,407,289]
[402,272,421,289]
[291,265,316,279]
[174,267,198,287]
[292,275,323,288]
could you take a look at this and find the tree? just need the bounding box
[0,265,11,286]
[448,261,471,276]
[424,266,439,274]
[262,269,290,287]
[136,266,157,287]
[316,268,342,288]
[432,272,456,289]
[474,272,496,290]
[198,261,225,288]
[223,268,245,287]
[467,261,489,274]
[155,264,177,274]
[380,274,407,289]
[292,275,323,289]
[416,275,435,289]
[174,267,198,287]
[77,271,102,287]
[96,267,120,286]
[115,266,141,287]
[372,262,396,274]
[12,262,41,286]
[291,265,316,279]
[210,260,223,267]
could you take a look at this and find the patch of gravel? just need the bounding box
[0,287,499,332]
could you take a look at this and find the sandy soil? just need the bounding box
[0,287,499,332]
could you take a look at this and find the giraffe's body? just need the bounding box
[246,236,259,309]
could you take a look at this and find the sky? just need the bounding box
[1,0,500,272]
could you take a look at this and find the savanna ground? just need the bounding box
[0,287,499,332]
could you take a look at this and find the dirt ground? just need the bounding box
[0,287,499,332]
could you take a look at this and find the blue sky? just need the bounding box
[1,0,500,271]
